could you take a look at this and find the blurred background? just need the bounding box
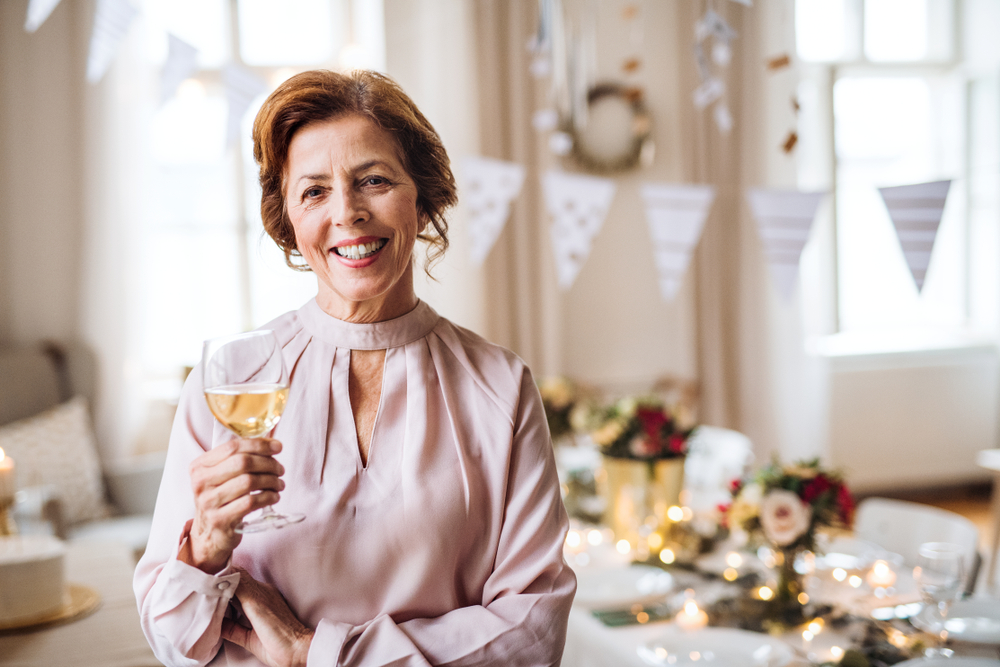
[1,0,999,499]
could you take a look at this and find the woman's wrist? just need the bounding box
[291,627,315,667]
[177,523,231,574]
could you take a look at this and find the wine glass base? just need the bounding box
[235,512,305,534]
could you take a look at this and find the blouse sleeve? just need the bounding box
[133,365,241,667]
[306,367,577,667]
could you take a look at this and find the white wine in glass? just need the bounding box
[202,330,304,533]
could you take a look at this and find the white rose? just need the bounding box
[759,490,812,547]
[739,482,763,506]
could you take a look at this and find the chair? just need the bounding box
[975,448,1000,589]
[683,425,754,513]
[854,497,981,595]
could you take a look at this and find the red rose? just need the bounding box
[837,483,855,526]
[801,474,833,503]
[729,478,743,494]
[636,406,669,443]
[668,433,687,455]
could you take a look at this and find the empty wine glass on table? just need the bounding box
[914,541,965,659]
[202,329,304,533]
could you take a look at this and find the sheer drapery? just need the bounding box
[462,0,828,462]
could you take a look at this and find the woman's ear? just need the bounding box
[417,208,430,235]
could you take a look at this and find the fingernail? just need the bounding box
[279,480,286,490]
[269,440,281,453]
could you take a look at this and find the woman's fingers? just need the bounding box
[184,438,288,573]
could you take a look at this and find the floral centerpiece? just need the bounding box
[590,396,693,460]
[724,458,855,624]
[537,376,581,443]
[589,397,696,557]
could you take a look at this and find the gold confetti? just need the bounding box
[766,54,792,70]
[782,131,798,153]
[622,5,639,20]
[622,58,641,73]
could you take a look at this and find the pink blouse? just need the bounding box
[133,299,576,666]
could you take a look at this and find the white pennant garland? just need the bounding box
[460,157,526,266]
[161,34,199,105]
[223,64,268,147]
[641,183,715,302]
[86,0,138,84]
[24,0,62,33]
[746,188,825,300]
[878,179,951,291]
[543,171,616,289]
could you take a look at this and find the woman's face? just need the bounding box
[284,114,424,323]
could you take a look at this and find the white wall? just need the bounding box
[0,0,86,345]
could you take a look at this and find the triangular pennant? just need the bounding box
[640,183,715,301]
[223,64,268,147]
[746,188,825,300]
[161,34,199,105]
[24,0,62,33]
[543,170,616,289]
[86,0,138,84]
[878,179,951,291]
[460,156,526,266]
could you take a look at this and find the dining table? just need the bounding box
[560,521,1000,667]
[0,538,162,667]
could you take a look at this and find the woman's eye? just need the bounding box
[304,187,323,199]
[363,176,388,187]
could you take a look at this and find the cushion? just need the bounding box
[0,396,110,525]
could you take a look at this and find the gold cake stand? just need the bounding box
[0,584,101,634]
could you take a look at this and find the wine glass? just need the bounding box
[202,330,304,533]
[913,542,965,658]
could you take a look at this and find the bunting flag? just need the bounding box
[461,157,526,266]
[543,171,616,289]
[640,183,715,302]
[223,64,268,147]
[24,0,62,32]
[878,179,951,291]
[86,0,138,84]
[161,34,199,104]
[746,188,825,300]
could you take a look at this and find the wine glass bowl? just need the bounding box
[202,330,303,533]
[914,541,965,658]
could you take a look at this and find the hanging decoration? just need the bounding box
[543,170,616,289]
[641,183,716,302]
[877,180,952,292]
[460,157,527,266]
[222,64,268,148]
[24,0,62,33]
[86,0,139,84]
[160,34,199,105]
[746,188,826,300]
[692,8,736,134]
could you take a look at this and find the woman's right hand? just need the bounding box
[180,437,286,573]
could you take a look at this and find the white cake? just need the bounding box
[0,535,67,625]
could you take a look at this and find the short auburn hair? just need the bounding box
[252,69,457,271]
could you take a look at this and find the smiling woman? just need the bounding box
[134,69,576,667]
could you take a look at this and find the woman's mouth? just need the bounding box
[333,238,387,260]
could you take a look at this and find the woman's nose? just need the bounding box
[332,189,369,226]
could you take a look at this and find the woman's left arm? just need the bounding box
[227,367,577,667]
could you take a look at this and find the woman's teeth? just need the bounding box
[334,239,386,259]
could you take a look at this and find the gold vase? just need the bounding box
[597,456,685,553]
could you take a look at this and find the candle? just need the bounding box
[866,559,897,588]
[0,449,14,504]
[675,600,709,630]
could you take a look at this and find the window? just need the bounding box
[795,0,998,349]
[137,0,385,402]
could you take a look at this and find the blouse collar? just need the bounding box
[297,298,440,350]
